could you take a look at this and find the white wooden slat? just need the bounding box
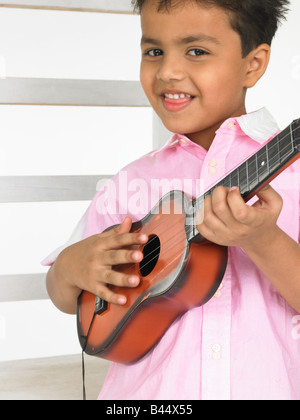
[0,0,134,13]
[0,78,149,106]
[0,175,106,202]
[0,273,48,302]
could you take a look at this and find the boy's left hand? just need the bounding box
[196,185,283,250]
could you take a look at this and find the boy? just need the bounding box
[44,0,300,399]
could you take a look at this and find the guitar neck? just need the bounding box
[188,118,300,242]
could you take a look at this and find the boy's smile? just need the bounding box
[161,91,194,113]
[139,1,259,149]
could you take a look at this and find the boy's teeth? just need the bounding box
[164,93,192,99]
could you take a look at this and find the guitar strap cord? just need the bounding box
[81,311,97,401]
[82,350,86,401]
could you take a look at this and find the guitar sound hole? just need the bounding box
[139,235,161,277]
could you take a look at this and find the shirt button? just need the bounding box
[180,138,188,144]
[212,344,222,353]
[227,121,235,129]
[212,344,222,360]
[212,352,222,361]
[208,158,218,174]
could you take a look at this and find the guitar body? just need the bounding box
[77,191,228,364]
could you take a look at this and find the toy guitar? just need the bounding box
[77,119,300,364]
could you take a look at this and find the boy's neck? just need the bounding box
[186,122,223,150]
[185,106,247,151]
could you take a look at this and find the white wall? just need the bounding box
[0,1,299,362]
[246,0,300,128]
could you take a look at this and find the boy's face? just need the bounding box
[140,1,250,148]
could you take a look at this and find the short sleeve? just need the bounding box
[41,176,124,267]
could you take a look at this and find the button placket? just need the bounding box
[201,264,232,400]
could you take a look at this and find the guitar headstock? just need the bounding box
[292,118,300,151]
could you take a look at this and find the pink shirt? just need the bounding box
[43,108,300,400]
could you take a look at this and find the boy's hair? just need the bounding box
[132,0,290,57]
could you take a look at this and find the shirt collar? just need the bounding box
[233,107,280,144]
[152,107,279,156]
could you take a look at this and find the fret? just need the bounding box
[230,168,239,188]
[255,153,259,186]
[266,142,270,175]
[220,175,231,189]
[292,118,300,150]
[228,172,233,188]
[245,160,250,192]
[237,162,248,196]
[290,124,294,152]
[276,125,293,164]
[268,136,281,173]
[257,146,268,183]
[247,154,258,191]
[276,134,281,165]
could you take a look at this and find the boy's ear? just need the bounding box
[244,44,271,88]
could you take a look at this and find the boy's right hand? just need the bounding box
[52,217,148,309]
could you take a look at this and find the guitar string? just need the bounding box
[131,221,190,275]
[121,124,300,276]
[110,216,188,278]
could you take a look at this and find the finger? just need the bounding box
[94,267,142,305]
[103,269,141,289]
[93,283,128,306]
[197,194,227,239]
[211,186,236,227]
[101,248,144,266]
[253,185,283,213]
[227,187,255,224]
[116,216,133,234]
[198,195,217,227]
[101,216,133,238]
[102,232,149,251]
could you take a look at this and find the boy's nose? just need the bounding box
[156,56,186,82]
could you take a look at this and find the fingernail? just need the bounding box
[229,186,239,192]
[128,276,139,285]
[132,252,141,261]
[139,234,148,242]
[117,296,127,305]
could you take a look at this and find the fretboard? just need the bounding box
[188,118,300,242]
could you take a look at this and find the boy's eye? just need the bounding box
[188,49,207,56]
[146,49,163,57]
